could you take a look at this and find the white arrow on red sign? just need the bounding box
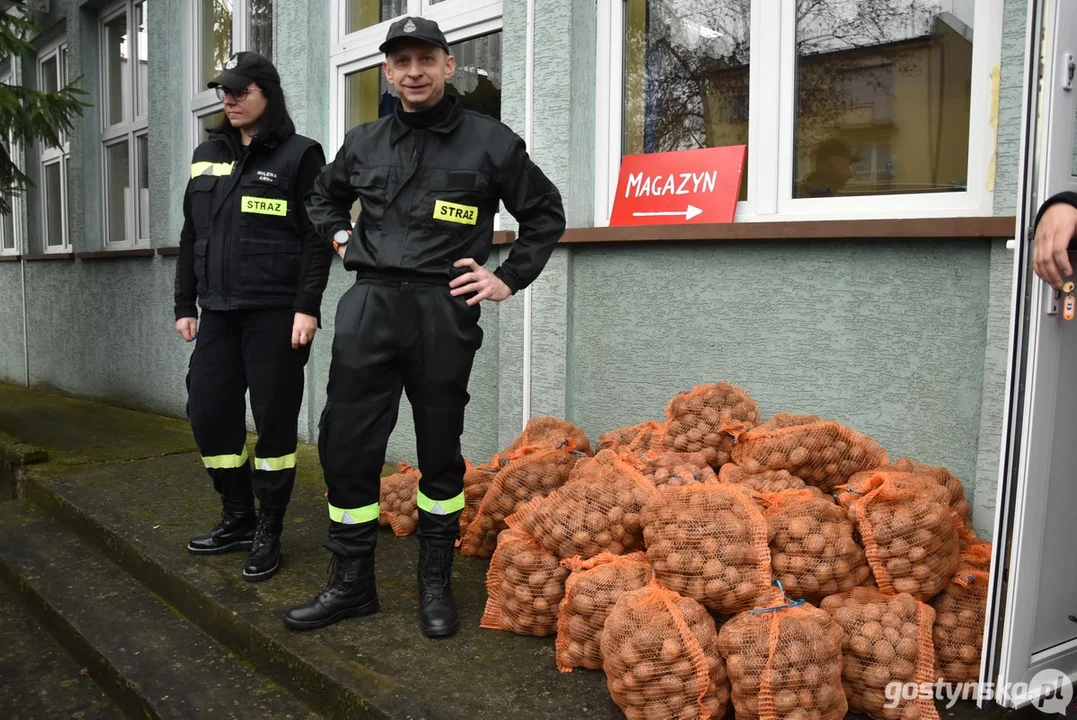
[631,204,703,221]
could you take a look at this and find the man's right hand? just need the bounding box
[1034,202,1077,290]
[176,317,197,342]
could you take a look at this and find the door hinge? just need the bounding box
[1064,52,1075,91]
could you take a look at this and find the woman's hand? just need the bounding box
[176,317,197,342]
[292,312,318,349]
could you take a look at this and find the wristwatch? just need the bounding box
[332,229,351,253]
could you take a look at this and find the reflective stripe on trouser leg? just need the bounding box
[416,489,465,516]
[254,452,297,472]
[328,502,380,525]
[325,503,380,558]
[252,452,299,509]
[203,446,249,469]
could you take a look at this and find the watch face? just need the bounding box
[334,230,350,244]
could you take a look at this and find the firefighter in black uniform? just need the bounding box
[282,16,566,637]
[175,52,332,583]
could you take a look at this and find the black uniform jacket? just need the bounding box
[174,128,332,321]
[305,94,566,294]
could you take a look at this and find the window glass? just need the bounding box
[623,0,750,201]
[44,162,63,247]
[137,134,149,240]
[136,1,148,118]
[1,212,14,250]
[198,109,227,138]
[249,0,273,59]
[201,0,232,87]
[794,0,975,198]
[106,141,131,243]
[347,0,406,35]
[105,11,129,126]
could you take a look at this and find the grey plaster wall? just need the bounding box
[0,264,25,385]
[568,240,993,494]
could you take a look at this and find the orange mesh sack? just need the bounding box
[856,458,979,549]
[717,585,848,720]
[842,471,960,602]
[598,420,668,452]
[620,449,718,489]
[555,552,651,672]
[480,528,569,636]
[459,460,498,536]
[663,382,761,467]
[507,449,656,559]
[762,488,871,603]
[497,416,593,461]
[719,464,819,495]
[728,413,889,493]
[378,463,421,536]
[460,447,581,558]
[932,541,991,684]
[821,588,940,720]
[641,481,772,614]
[600,577,731,720]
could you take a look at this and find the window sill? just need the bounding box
[0,254,20,262]
[76,249,154,260]
[489,216,1017,245]
[23,252,75,261]
[156,247,181,257]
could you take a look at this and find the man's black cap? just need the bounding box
[208,51,281,90]
[379,16,451,55]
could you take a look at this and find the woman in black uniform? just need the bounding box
[174,51,331,582]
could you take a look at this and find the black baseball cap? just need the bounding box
[208,51,281,90]
[379,16,451,55]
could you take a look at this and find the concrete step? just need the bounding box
[0,500,319,720]
[0,578,122,720]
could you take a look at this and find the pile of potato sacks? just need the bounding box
[390,382,993,720]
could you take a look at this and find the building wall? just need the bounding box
[0,0,1028,541]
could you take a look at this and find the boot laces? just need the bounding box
[251,514,275,555]
[421,544,452,599]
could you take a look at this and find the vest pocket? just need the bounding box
[238,236,301,296]
[237,176,292,233]
[188,176,217,234]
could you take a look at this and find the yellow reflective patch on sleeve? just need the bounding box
[240,196,288,216]
[433,200,478,225]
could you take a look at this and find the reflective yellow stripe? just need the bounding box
[190,161,234,178]
[432,200,478,225]
[254,453,297,472]
[202,446,248,469]
[328,503,379,525]
[416,489,465,516]
[241,196,288,216]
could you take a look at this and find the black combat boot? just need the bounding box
[243,506,285,582]
[282,553,379,630]
[187,498,256,554]
[418,538,459,638]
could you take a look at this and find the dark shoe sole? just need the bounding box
[282,597,380,632]
[243,551,282,583]
[421,617,460,638]
[186,538,255,555]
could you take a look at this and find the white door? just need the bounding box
[985,0,1077,711]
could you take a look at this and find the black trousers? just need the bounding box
[186,308,310,509]
[319,278,483,557]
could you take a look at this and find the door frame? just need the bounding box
[984,0,1077,708]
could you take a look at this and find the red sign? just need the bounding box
[609,145,746,226]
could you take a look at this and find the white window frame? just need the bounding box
[100,0,149,248]
[595,0,1005,225]
[189,0,274,149]
[0,69,23,256]
[37,38,69,253]
[328,0,502,151]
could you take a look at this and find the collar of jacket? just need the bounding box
[210,127,282,156]
[389,93,464,146]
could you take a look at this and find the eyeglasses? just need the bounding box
[215,86,260,102]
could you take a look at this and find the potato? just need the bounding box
[642,482,771,614]
[460,448,579,558]
[932,551,990,685]
[378,465,422,536]
[602,582,729,720]
[663,383,761,468]
[718,591,847,720]
[730,413,888,493]
[821,587,940,719]
[479,528,569,636]
[555,552,650,672]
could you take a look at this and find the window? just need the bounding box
[101,0,149,247]
[191,0,273,146]
[0,70,20,256]
[38,40,69,251]
[330,1,503,220]
[596,0,1003,224]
